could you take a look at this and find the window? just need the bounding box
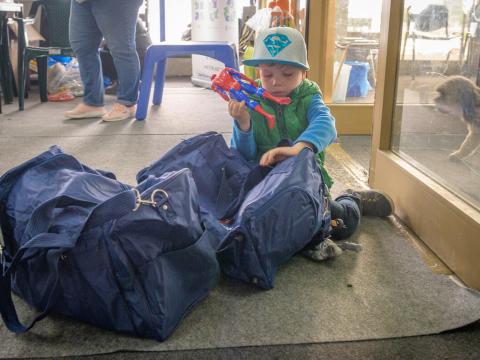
[392,0,480,209]
[147,0,192,42]
[147,0,254,43]
[332,0,382,103]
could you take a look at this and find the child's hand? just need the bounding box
[229,100,251,131]
[259,142,313,167]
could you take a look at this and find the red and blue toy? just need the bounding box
[211,67,291,129]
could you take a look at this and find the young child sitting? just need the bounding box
[228,26,394,260]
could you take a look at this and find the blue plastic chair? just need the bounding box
[135,0,239,120]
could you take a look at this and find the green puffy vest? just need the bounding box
[249,79,333,188]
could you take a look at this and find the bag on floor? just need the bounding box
[137,131,258,219]
[138,132,331,289]
[218,147,330,289]
[0,146,221,341]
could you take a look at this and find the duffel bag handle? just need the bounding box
[1,194,91,333]
[23,195,97,240]
[23,191,137,240]
[0,233,69,333]
[0,189,144,333]
[0,190,136,334]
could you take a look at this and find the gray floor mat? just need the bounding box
[1,214,479,358]
[1,90,479,358]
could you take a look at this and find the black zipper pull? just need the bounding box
[0,244,5,275]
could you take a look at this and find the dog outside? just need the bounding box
[391,70,480,210]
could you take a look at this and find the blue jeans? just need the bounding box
[305,193,361,250]
[330,194,361,240]
[69,0,143,106]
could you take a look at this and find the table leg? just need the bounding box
[333,46,349,92]
[369,49,376,87]
[0,13,14,104]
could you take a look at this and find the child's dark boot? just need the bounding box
[344,189,394,217]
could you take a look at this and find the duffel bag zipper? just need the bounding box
[246,187,319,225]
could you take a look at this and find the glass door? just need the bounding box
[394,0,480,210]
[307,0,383,135]
[332,0,382,104]
[370,0,480,290]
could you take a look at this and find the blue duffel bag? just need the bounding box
[137,131,255,219]
[0,146,221,340]
[137,132,331,289]
[218,148,330,289]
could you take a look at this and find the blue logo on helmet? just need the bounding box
[263,33,292,57]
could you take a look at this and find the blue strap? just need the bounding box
[83,190,137,232]
[22,196,96,242]
[23,191,137,237]
[0,234,66,333]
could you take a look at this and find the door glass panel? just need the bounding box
[392,0,480,209]
[256,0,308,34]
[147,0,193,42]
[332,0,382,103]
[242,1,309,79]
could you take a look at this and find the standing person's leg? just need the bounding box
[92,0,143,121]
[65,0,106,119]
[136,17,153,74]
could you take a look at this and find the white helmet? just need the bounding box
[243,27,309,70]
